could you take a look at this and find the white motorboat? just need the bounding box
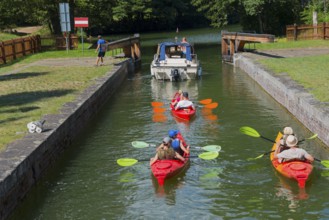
[150,42,202,81]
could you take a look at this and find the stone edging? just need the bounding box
[234,54,329,147]
[0,60,133,219]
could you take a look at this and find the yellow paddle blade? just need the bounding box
[239,126,261,138]
[204,102,218,109]
[199,99,212,105]
[117,158,138,166]
[151,102,164,107]
[198,151,219,160]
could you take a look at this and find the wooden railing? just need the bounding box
[0,35,41,64]
[286,23,329,41]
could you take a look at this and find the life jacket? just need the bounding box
[176,132,187,147]
[172,139,184,156]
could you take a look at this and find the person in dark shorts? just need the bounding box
[95,35,107,66]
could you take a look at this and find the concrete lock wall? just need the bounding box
[0,59,134,219]
[234,54,329,147]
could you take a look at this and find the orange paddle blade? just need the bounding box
[152,114,167,122]
[204,102,218,109]
[151,102,164,107]
[199,99,212,105]
[153,107,166,113]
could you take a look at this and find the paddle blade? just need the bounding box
[239,126,261,138]
[247,154,265,161]
[151,102,164,107]
[204,102,218,109]
[199,99,212,105]
[198,151,219,160]
[202,145,221,152]
[306,133,318,140]
[132,141,150,148]
[321,160,329,168]
[117,158,138,166]
[153,107,166,113]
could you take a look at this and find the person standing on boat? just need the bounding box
[175,92,195,110]
[150,137,185,165]
[168,130,190,156]
[180,37,189,57]
[274,135,314,163]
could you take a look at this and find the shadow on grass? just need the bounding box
[0,106,40,114]
[0,72,50,81]
[0,89,75,107]
[250,51,285,59]
[0,116,27,125]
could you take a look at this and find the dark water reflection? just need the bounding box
[9,33,329,220]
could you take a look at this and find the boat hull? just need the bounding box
[170,104,196,121]
[270,132,313,188]
[150,155,190,186]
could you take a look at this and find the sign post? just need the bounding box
[74,17,89,53]
[59,3,71,53]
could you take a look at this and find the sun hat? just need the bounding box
[178,90,182,94]
[286,135,298,147]
[168,129,178,138]
[163,137,171,144]
[283,127,294,135]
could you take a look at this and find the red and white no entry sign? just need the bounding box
[74,17,89,28]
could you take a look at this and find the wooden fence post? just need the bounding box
[293,23,297,41]
[1,41,6,64]
[323,22,326,40]
[21,38,26,56]
[12,39,16,60]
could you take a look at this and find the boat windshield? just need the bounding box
[158,42,193,61]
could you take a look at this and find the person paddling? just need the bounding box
[168,129,189,156]
[274,135,314,163]
[150,137,185,166]
[175,92,195,111]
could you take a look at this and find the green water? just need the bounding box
[9,31,329,220]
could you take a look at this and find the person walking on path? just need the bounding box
[95,35,108,66]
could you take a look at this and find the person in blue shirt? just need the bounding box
[95,35,107,66]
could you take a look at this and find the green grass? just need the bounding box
[0,32,20,41]
[258,54,329,102]
[0,43,125,150]
[255,39,329,50]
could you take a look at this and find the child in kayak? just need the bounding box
[150,137,185,165]
[168,129,189,156]
[274,135,314,163]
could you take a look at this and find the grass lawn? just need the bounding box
[0,42,122,151]
[253,39,329,103]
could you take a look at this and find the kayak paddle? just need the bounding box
[199,99,212,105]
[240,126,328,167]
[239,126,318,144]
[153,107,166,113]
[117,151,219,167]
[203,102,218,109]
[131,141,221,152]
[151,102,164,107]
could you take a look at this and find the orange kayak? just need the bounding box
[270,132,313,188]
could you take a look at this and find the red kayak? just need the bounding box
[270,132,313,188]
[151,133,190,185]
[170,93,196,121]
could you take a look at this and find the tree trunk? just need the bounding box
[258,14,263,34]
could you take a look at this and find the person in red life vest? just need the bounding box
[168,130,189,156]
[171,90,183,107]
